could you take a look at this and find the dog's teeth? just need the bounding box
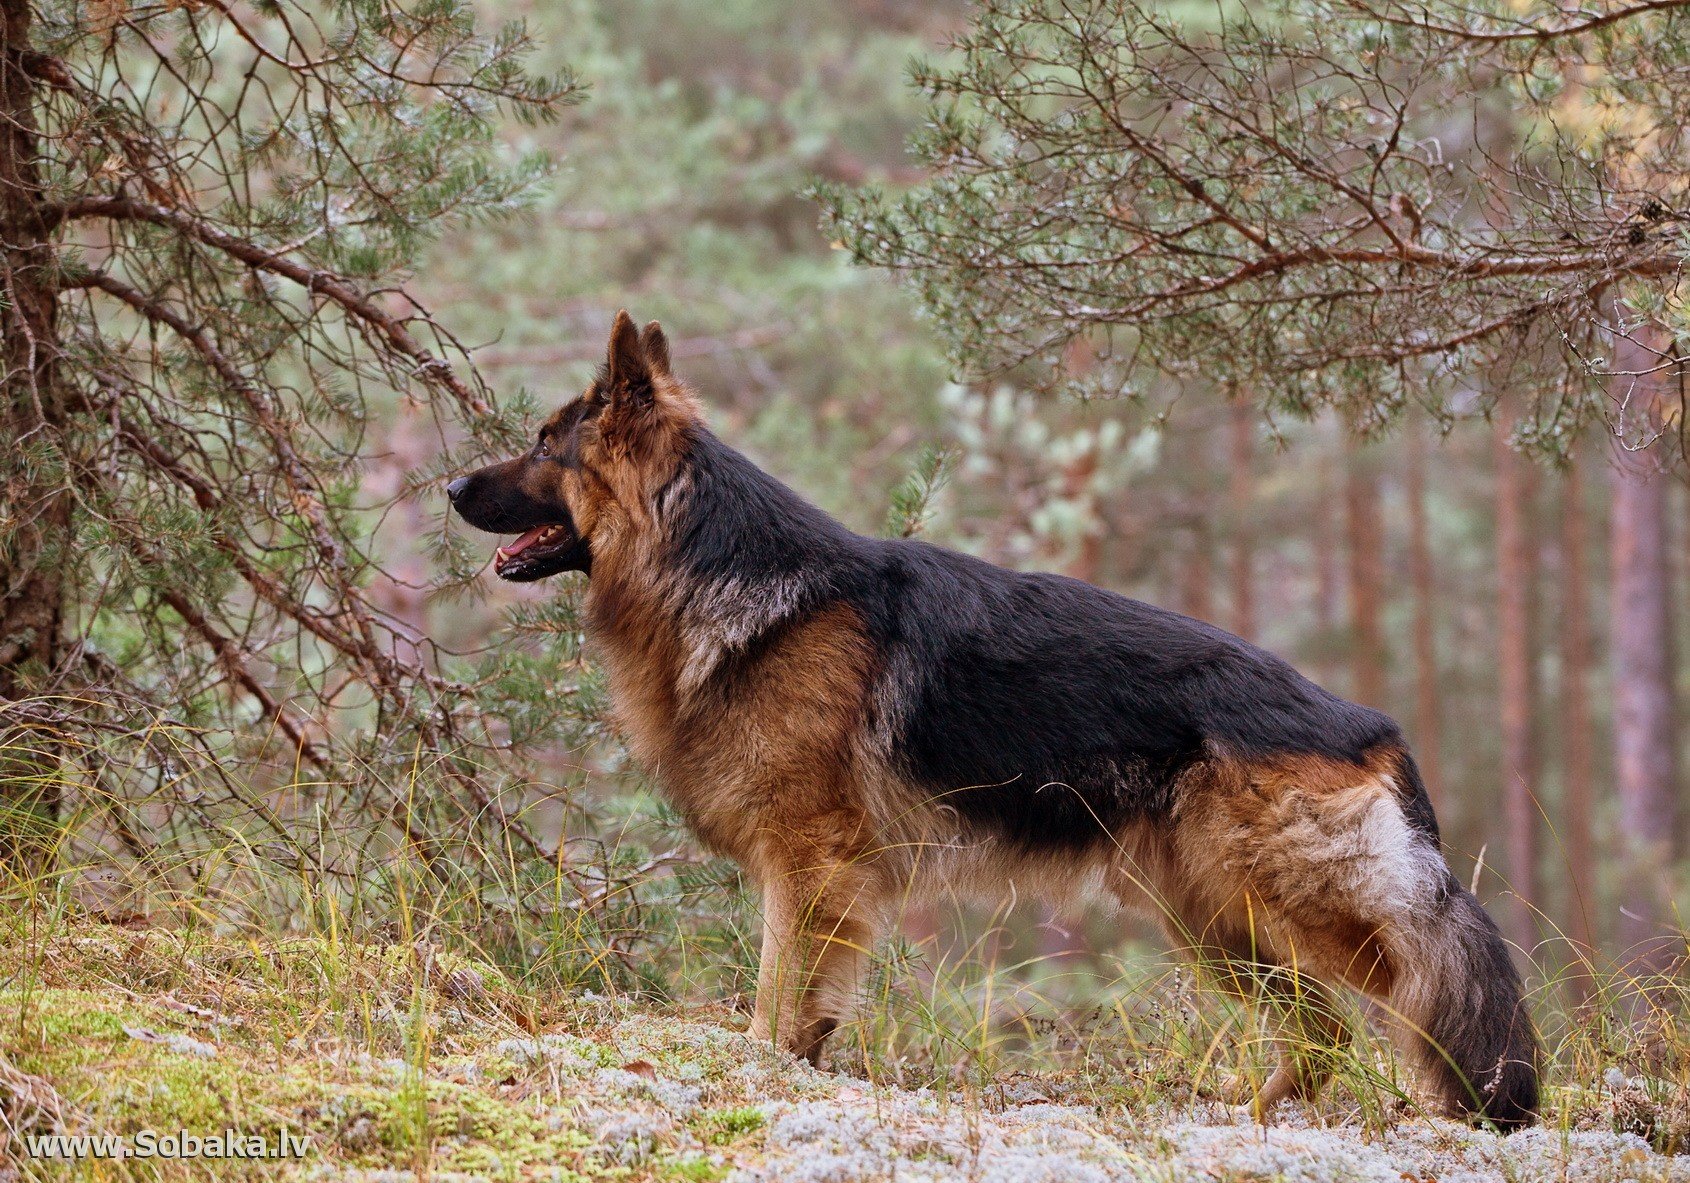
[496,547,510,561]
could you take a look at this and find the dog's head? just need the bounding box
[447,310,701,582]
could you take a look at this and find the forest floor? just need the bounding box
[0,925,1686,1182]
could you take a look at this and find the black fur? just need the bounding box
[1417,878,1541,1131]
[672,427,1423,850]
[662,428,1535,1127]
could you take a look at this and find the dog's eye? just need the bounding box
[536,437,551,458]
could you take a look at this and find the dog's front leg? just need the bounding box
[749,841,886,1066]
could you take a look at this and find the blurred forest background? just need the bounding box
[422,0,1690,982]
[2,0,1688,1049]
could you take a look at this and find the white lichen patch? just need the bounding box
[723,1086,1690,1183]
[1149,1119,1690,1183]
[121,1023,219,1058]
[585,1108,675,1165]
[731,1095,1141,1183]
[491,1031,608,1075]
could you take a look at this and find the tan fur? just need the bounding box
[544,382,697,563]
[592,569,891,1059]
[1173,749,1422,992]
[1090,745,1446,1111]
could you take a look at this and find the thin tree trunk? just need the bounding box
[1228,398,1255,641]
[1061,446,1102,584]
[1344,442,1386,709]
[1182,529,1213,623]
[1183,532,1214,622]
[1606,317,1680,965]
[1317,457,1342,630]
[1313,447,1343,687]
[0,0,68,871]
[1558,456,1599,975]
[1680,479,1690,863]
[1042,444,1101,964]
[1492,407,1541,950]
[1405,423,1443,817]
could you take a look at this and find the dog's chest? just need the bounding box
[595,601,879,865]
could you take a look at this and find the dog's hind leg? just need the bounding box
[1184,749,1540,1128]
[1165,918,1353,1117]
[1245,959,1354,1114]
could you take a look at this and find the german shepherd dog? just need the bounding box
[448,311,1539,1129]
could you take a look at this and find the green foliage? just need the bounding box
[883,444,958,538]
[428,0,956,531]
[819,0,1690,457]
[0,0,640,935]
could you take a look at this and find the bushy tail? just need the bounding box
[1392,875,1540,1130]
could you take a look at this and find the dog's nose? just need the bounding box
[446,477,468,503]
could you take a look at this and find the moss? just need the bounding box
[439,1132,595,1183]
[660,1151,728,1181]
[0,973,609,1179]
[693,1105,766,1146]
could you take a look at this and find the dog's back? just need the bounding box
[855,540,1426,843]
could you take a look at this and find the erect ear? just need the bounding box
[605,309,653,406]
[640,320,671,376]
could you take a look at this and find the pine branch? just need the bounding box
[884,445,959,539]
[58,196,495,418]
[1341,0,1690,45]
[155,589,331,775]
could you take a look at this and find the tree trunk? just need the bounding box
[1181,525,1214,624]
[1558,455,1599,977]
[1312,447,1343,688]
[1606,319,1679,965]
[1492,408,1541,950]
[1680,478,1690,864]
[1041,443,1102,964]
[1060,446,1102,584]
[1344,442,1386,710]
[1404,423,1443,818]
[1228,398,1255,641]
[0,0,68,871]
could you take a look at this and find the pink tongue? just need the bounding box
[503,526,551,557]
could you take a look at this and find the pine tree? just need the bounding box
[822,0,1690,453]
[0,0,590,905]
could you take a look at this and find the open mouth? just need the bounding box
[493,523,576,580]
